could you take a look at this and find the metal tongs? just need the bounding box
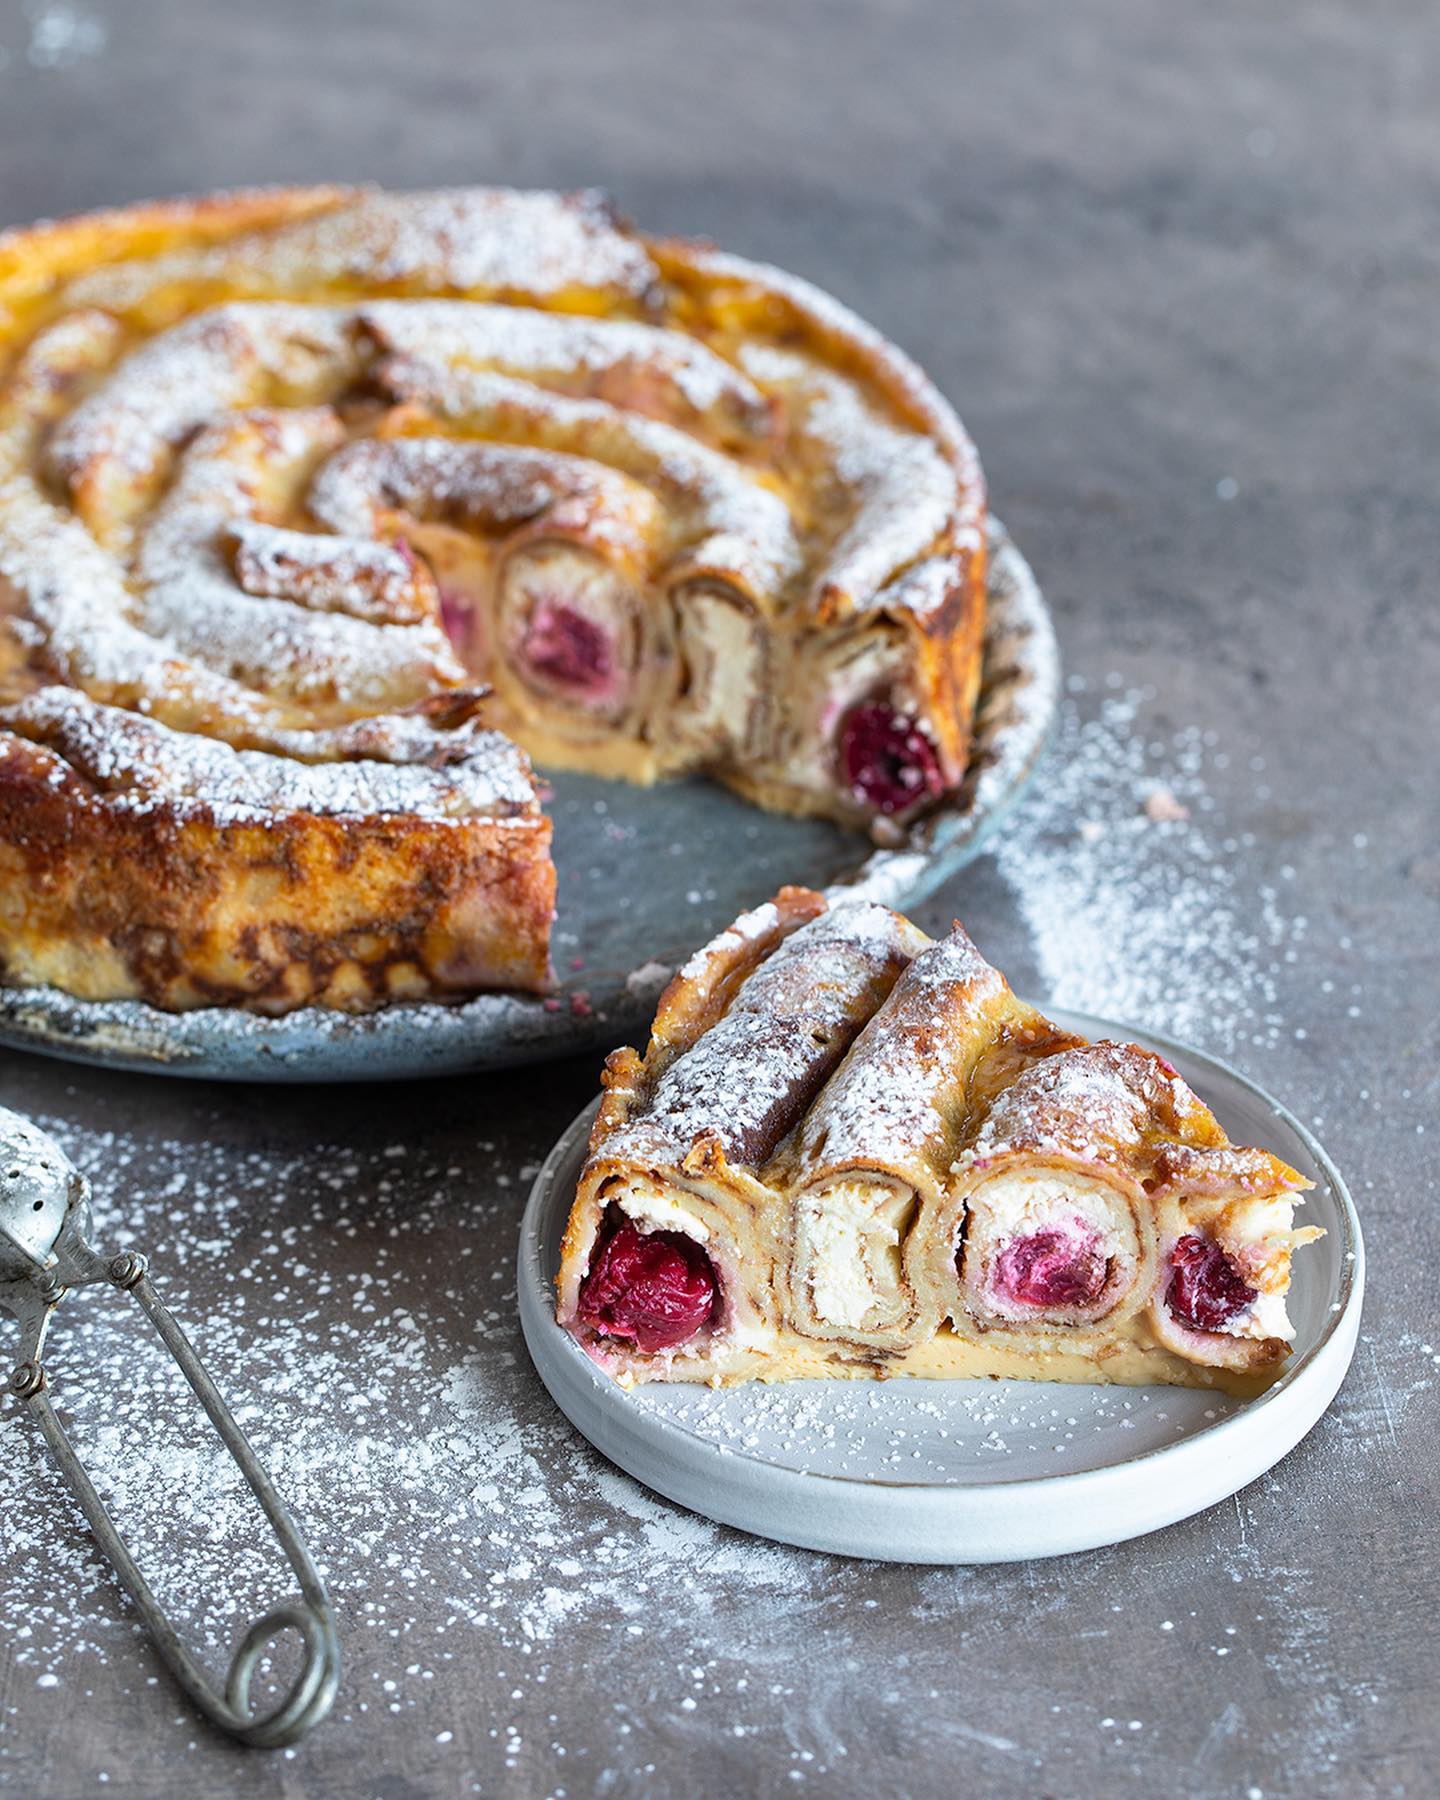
[0,1104,340,1748]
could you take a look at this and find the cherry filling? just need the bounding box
[991,1226,1109,1309]
[840,704,943,815]
[577,1221,719,1352]
[438,588,471,651]
[1165,1234,1257,1333]
[523,600,614,694]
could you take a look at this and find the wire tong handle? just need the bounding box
[0,1106,340,1748]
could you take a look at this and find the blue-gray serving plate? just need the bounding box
[0,521,1056,1081]
[518,1010,1362,1565]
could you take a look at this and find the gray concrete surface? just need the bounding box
[0,2,1436,1796]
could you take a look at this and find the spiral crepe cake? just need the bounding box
[556,889,1324,1396]
[0,185,986,1013]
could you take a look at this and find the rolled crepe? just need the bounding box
[370,358,800,779]
[750,556,977,833]
[943,1044,1172,1350]
[134,410,461,714]
[782,924,1079,1352]
[43,303,361,542]
[556,888,925,1382]
[1145,1132,1323,1375]
[0,311,461,748]
[946,1042,1319,1375]
[228,519,440,626]
[725,336,983,830]
[308,434,666,737]
[665,581,768,767]
[356,300,777,453]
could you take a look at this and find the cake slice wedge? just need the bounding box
[556,890,1322,1395]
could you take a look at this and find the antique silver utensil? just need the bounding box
[0,1104,340,1747]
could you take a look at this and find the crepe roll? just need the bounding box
[309,434,665,734]
[556,889,925,1381]
[1147,1143,1322,1374]
[783,924,1076,1351]
[945,1044,1176,1349]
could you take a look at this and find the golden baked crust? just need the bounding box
[556,891,1322,1395]
[0,186,986,1011]
[0,687,553,1010]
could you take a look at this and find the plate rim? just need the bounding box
[0,521,1058,1082]
[516,1009,1364,1558]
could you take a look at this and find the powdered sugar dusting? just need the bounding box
[383,361,803,596]
[309,433,662,565]
[360,300,771,436]
[966,1041,1183,1167]
[3,686,539,822]
[0,1116,830,1706]
[133,406,460,709]
[680,244,974,471]
[797,925,1004,1175]
[741,344,968,612]
[671,896,783,988]
[62,188,661,316]
[229,519,436,626]
[991,678,1307,1054]
[608,903,923,1167]
[46,304,357,492]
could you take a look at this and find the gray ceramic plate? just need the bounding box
[0,521,1058,1083]
[518,1009,1363,1564]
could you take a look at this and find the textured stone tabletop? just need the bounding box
[0,2,1436,1796]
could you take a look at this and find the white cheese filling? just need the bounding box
[672,587,761,754]
[799,1180,911,1331]
[1232,1288,1296,1343]
[612,1176,710,1241]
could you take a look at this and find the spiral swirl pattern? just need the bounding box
[0,187,986,1012]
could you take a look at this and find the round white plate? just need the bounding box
[517,1008,1363,1563]
[0,523,1057,1082]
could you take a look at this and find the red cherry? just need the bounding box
[524,602,613,692]
[1165,1234,1258,1332]
[992,1227,1108,1308]
[578,1222,719,1352]
[840,704,943,815]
